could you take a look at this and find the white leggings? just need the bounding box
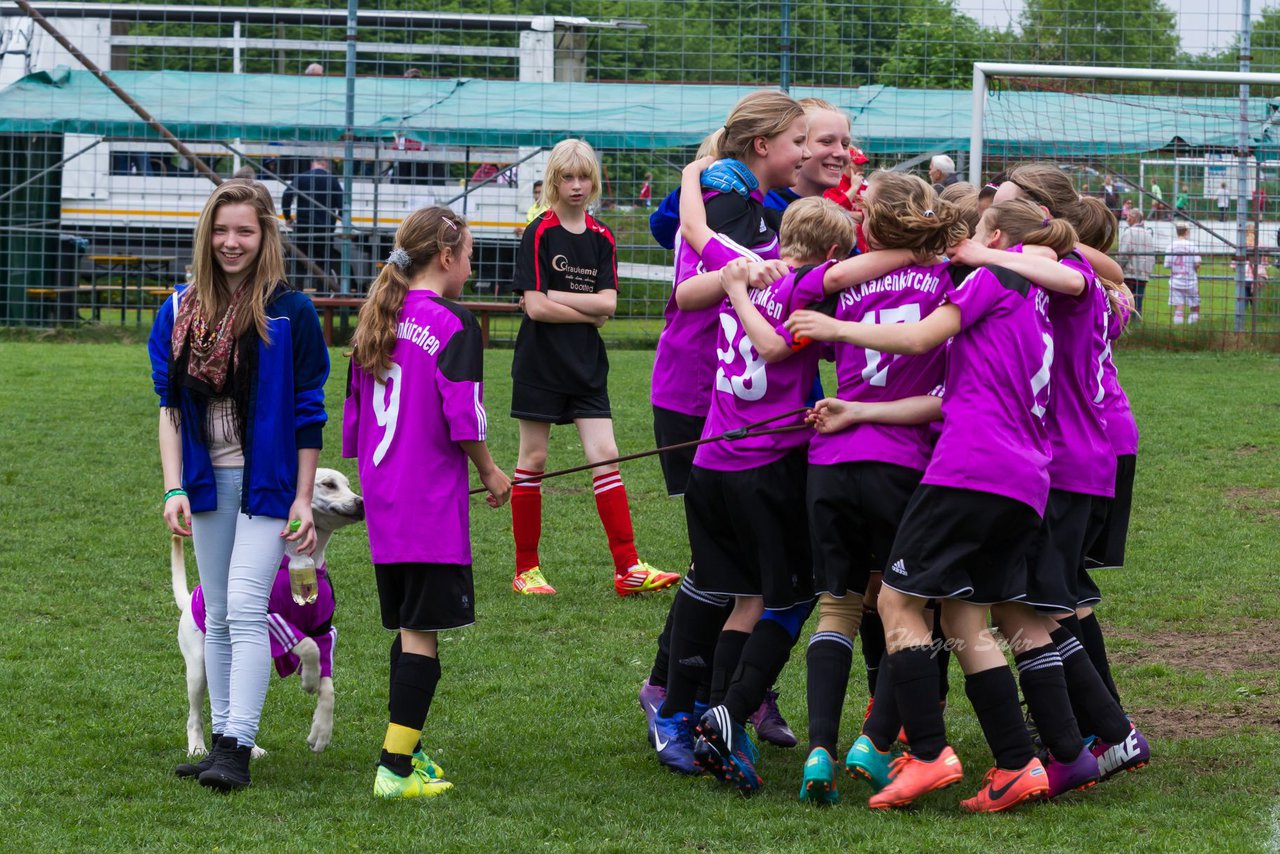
[190,467,285,747]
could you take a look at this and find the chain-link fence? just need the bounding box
[1,1,1275,348]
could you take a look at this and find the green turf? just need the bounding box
[0,342,1277,852]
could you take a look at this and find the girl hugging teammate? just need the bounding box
[509,139,678,597]
[345,207,511,799]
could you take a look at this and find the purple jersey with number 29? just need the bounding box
[922,255,1054,516]
[694,262,830,472]
[809,260,953,471]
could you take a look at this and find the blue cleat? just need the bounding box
[799,747,839,805]
[695,705,763,794]
[651,710,698,774]
[846,734,896,792]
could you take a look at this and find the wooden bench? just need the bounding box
[310,296,519,347]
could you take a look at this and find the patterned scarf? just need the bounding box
[171,283,251,395]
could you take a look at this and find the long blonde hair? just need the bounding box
[540,139,602,208]
[350,206,469,376]
[715,90,805,162]
[189,179,285,341]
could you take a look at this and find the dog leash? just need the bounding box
[468,407,812,495]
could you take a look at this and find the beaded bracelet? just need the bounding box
[163,488,188,502]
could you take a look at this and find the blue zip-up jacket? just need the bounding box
[149,284,329,518]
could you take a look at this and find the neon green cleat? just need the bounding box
[799,747,839,805]
[374,764,453,800]
[412,748,445,780]
[513,566,556,595]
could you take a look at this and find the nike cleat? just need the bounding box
[846,734,896,793]
[867,746,964,810]
[799,747,839,805]
[513,566,556,595]
[640,680,667,739]
[1043,746,1100,798]
[374,764,453,799]
[750,689,797,748]
[1090,725,1150,781]
[651,710,698,775]
[695,705,763,794]
[615,561,681,596]
[960,757,1048,813]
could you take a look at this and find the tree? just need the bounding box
[1017,0,1181,69]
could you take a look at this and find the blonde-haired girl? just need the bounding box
[345,205,510,799]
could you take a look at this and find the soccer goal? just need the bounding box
[970,63,1280,337]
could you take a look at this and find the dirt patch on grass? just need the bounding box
[1223,486,1280,519]
[1114,619,1280,738]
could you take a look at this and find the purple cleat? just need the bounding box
[640,680,667,744]
[749,689,797,748]
[1090,725,1150,781]
[1044,746,1101,798]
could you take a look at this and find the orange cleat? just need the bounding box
[513,566,556,595]
[867,746,964,810]
[960,757,1049,813]
[614,561,681,596]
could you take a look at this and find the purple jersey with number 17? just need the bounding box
[1046,253,1117,496]
[694,262,831,472]
[922,256,1054,516]
[809,260,953,471]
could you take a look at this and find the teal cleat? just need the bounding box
[846,734,896,792]
[799,747,839,805]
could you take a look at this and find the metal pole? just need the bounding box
[779,0,791,94]
[969,64,986,184]
[340,0,358,300]
[1235,0,1253,334]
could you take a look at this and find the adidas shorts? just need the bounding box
[807,461,922,598]
[684,449,814,609]
[1085,453,1135,570]
[883,484,1040,605]
[652,405,706,497]
[1023,489,1109,613]
[375,563,475,632]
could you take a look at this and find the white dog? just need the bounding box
[172,467,364,757]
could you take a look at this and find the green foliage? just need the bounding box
[1016,0,1180,68]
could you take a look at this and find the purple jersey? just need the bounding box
[694,262,829,471]
[809,261,953,471]
[922,258,1055,516]
[651,189,780,417]
[1099,297,1139,456]
[1045,254,1117,497]
[342,292,487,565]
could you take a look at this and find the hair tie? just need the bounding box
[387,247,412,270]
[1041,217,1051,227]
[923,209,936,218]
[441,217,459,231]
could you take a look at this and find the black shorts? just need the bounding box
[1085,453,1135,570]
[807,461,923,598]
[884,484,1041,605]
[1024,489,1109,613]
[684,450,814,609]
[652,405,706,497]
[375,563,475,632]
[511,381,611,425]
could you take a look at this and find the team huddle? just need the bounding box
[155,87,1147,807]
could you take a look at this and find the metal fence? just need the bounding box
[1,0,1276,349]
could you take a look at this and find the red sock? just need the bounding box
[511,468,542,575]
[593,471,639,575]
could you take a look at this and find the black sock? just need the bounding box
[931,619,952,703]
[1014,644,1083,762]
[389,652,440,732]
[710,630,751,707]
[863,652,901,752]
[1057,613,1084,641]
[889,646,947,761]
[659,590,723,716]
[965,666,1035,770]
[388,636,423,754]
[1051,625,1131,744]
[859,610,886,696]
[805,632,853,755]
[648,596,678,689]
[1077,613,1122,705]
[724,621,797,723]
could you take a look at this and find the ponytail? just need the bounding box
[985,199,1079,259]
[862,171,969,261]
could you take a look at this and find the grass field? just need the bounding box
[1,341,1278,852]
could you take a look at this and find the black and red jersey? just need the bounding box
[511,210,618,394]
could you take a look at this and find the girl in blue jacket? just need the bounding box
[150,179,329,790]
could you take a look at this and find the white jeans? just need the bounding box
[190,467,285,747]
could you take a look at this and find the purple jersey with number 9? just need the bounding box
[922,255,1054,516]
[809,260,953,471]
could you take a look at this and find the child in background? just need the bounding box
[345,206,511,799]
[1165,222,1201,325]
[639,172,653,208]
[511,139,678,596]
